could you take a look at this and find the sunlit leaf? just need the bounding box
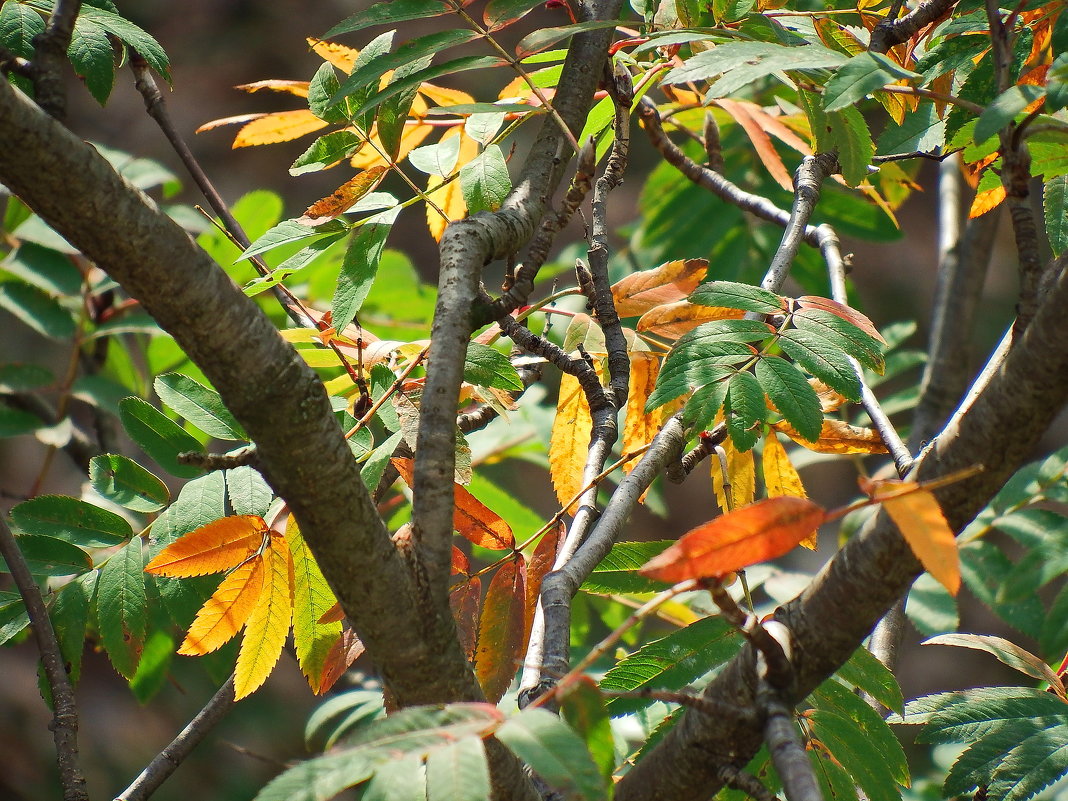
[287,517,344,692]
[869,481,960,595]
[234,533,294,699]
[474,557,525,703]
[460,144,511,214]
[0,535,92,577]
[298,166,389,225]
[10,495,131,548]
[712,434,755,512]
[425,737,490,801]
[612,259,708,317]
[756,356,823,443]
[426,129,480,240]
[97,538,147,678]
[690,280,784,314]
[922,633,1062,690]
[762,432,817,549]
[230,110,328,148]
[561,679,615,782]
[145,515,267,578]
[549,373,594,514]
[524,522,562,651]
[89,454,170,513]
[774,417,888,453]
[178,554,265,655]
[119,397,205,478]
[622,353,660,477]
[154,373,248,441]
[639,497,827,582]
[636,301,742,339]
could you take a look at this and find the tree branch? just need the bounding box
[614,254,1068,801]
[31,0,81,119]
[869,0,957,54]
[0,515,88,801]
[115,676,236,801]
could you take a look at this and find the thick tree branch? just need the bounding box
[869,0,957,54]
[0,516,88,801]
[615,255,1068,800]
[31,0,81,119]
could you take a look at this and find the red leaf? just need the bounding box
[639,497,827,583]
[450,576,481,663]
[715,98,793,192]
[451,545,470,576]
[314,626,366,695]
[474,556,526,702]
[523,522,563,652]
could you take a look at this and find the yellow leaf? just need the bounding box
[351,123,435,170]
[425,129,480,241]
[762,432,816,549]
[232,110,328,148]
[636,301,742,340]
[178,555,266,656]
[145,515,266,578]
[286,517,343,694]
[234,533,294,699]
[418,83,475,108]
[878,486,960,595]
[549,373,593,514]
[307,37,361,73]
[712,435,755,513]
[623,353,660,475]
[774,418,889,454]
[969,185,1006,218]
[298,166,389,225]
[235,80,310,98]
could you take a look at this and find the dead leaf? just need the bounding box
[636,301,743,340]
[299,165,389,225]
[611,259,708,317]
[774,418,888,454]
[474,557,526,702]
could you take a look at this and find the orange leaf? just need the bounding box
[635,301,743,340]
[315,627,366,695]
[796,296,886,344]
[868,481,960,595]
[523,522,562,653]
[426,128,480,240]
[232,110,328,148]
[622,353,661,474]
[774,418,889,454]
[739,102,812,156]
[350,122,435,170]
[969,185,1006,218]
[762,432,816,549]
[549,373,594,515]
[452,545,471,576]
[235,80,310,98]
[451,576,481,663]
[391,458,515,549]
[145,515,266,578]
[234,533,294,699]
[418,82,476,108]
[611,259,708,317]
[178,555,266,656]
[712,434,755,513]
[318,601,345,624]
[307,37,361,73]
[639,496,828,583]
[474,556,526,702]
[299,166,389,225]
[197,113,268,134]
[716,98,793,192]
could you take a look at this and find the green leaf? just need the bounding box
[826,105,874,187]
[4,242,83,296]
[460,145,512,215]
[305,689,386,751]
[808,709,904,801]
[681,377,731,433]
[243,233,346,297]
[0,402,44,437]
[947,720,1068,801]
[876,102,945,155]
[353,55,504,122]
[0,2,44,58]
[1044,175,1068,256]
[154,373,248,441]
[1047,53,1068,112]
[0,362,54,392]
[665,41,845,89]
[713,0,754,24]
[241,219,346,261]
[793,308,884,373]
[307,62,346,124]
[645,350,738,412]
[778,329,860,401]
[68,17,115,104]
[377,55,433,160]
[254,751,379,801]
[922,633,1060,687]
[484,0,547,30]
[10,495,131,548]
[561,681,615,782]
[961,540,1045,639]
[128,627,174,703]
[332,219,395,333]
[515,20,622,59]
[724,370,764,451]
[463,343,523,391]
[823,52,919,112]
[323,0,453,39]
[0,535,91,577]
[898,687,1063,741]
[811,679,909,786]
[754,356,822,442]
[905,571,959,636]
[49,570,96,686]
[0,281,76,339]
[581,541,673,594]
[425,737,490,801]
[290,131,363,176]
[330,30,480,106]
[600,616,740,715]
[89,454,170,513]
[96,538,147,678]
[409,136,462,177]
[465,112,506,146]
[495,708,608,801]
[0,592,29,645]
[974,85,1046,144]
[363,756,426,801]
[690,281,783,314]
[225,465,274,517]
[119,396,206,478]
[78,4,170,81]
[835,645,904,714]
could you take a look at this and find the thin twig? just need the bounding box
[762,689,822,801]
[666,425,728,482]
[115,676,237,801]
[0,516,88,801]
[31,0,81,119]
[177,447,258,471]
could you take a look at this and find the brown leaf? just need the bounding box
[774,418,888,454]
[315,626,366,694]
[639,497,827,583]
[474,557,526,702]
[450,576,481,663]
[611,259,708,317]
[635,301,743,340]
[298,166,389,225]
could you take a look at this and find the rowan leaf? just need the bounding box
[119,397,205,478]
[922,633,1062,691]
[755,356,823,443]
[796,296,886,344]
[89,454,170,513]
[323,0,453,38]
[287,517,344,692]
[636,300,743,340]
[332,215,395,333]
[778,329,861,401]
[622,353,661,474]
[1045,175,1068,256]
[459,144,511,215]
[464,343,523,392]
[762,433,815,549]
[315,627,367,696]
[484,0,547,30]
[97,538,147,678]
[712,434,755,512]
[515,20,621,59]
[611,259,708,317]
[823,51,920,112]
[154,373,248,441]
[872,482,960,595]
[426,129,480,240]
[290,131,363,176]
[524,522,562,651]
[231,110,328,148]
[561,679,615,782]
[145,515,267,578]
[716,97,793,191]
[774,418,887,453]
[178,554,265,656]
[549,373,594,514]
[234,533,294,699]
[451,576,481,662]
[425,736,490,801]
[682,377,731,434]
[298,166,389,225]
[793,307,885,374]
[639,496,827,583]
[10,494,131,548]
[2,535,92,577]
[474,556,525,703]
[725,370,765,452]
